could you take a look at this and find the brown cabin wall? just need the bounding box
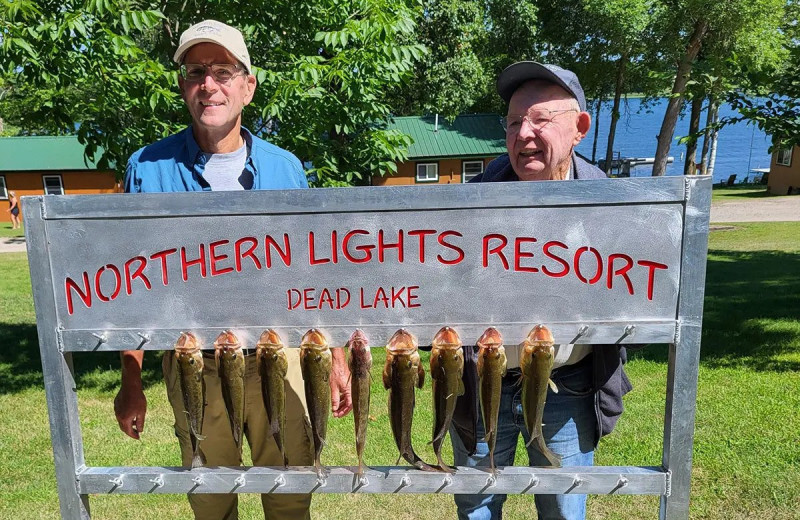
[768,149,800,195]
[372,157,497,186]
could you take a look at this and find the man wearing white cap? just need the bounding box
[115,20,352,520]
[449,62,632,520]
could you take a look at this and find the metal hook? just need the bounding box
[92,332,108,343]
[571,325,589,344]
[617,475,629,488]
[192,475,204,486]
[358,475,369,487]
[572,475,583,487]
[149,475,164,488]
[234,476,246,488]
[108,476,123,489]
[400,475,411,488]
[316,475,328,488]
[616,325,636,344]
[274,475,286,488]
[137,332,151,343]
[486,474,497,488]
[442,474,453,487]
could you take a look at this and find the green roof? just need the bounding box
[388,114,506,159]
[0,135,105,171]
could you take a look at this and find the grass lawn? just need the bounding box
[1,222,799,519]
[710,184,775,201]
[0,223,25,238]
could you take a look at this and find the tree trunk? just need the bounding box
[683,95,703,175]
[652,19,709,176]
[707,106,720,177]
[591,97,601,163]
[699,97,714,174]
[604,54,627,175]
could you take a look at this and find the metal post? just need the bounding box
[660,177,711,519]
[23,198,90,519]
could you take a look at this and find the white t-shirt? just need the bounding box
[201,142,248,191]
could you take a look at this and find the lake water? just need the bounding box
[574,98,772,184]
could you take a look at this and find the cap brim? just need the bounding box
[173,38,251,74]
[496,62,573,104]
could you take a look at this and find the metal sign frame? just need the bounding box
[23,176,711,520]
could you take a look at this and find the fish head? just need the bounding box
[431,326,462,351]
[386,328,418,354]
[521,324,555,356]
[477,327,503,351]
[214,330,241,352]
[174,331,200,354]
[257,329,285,352]
[300,328,329,350]
[347,329,370,352]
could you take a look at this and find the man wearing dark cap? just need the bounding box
[449,62,632,520]
[115,20,352,520]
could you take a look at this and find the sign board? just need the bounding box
[33,178,691,349]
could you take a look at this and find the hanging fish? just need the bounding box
[383,329,438,472]
[476,327,507,475]
[347,329,372,477]
[214,330,246,463]
[452,340,479,456]
[520,325,561,467]
[174,332,206,469]
[430,326,465,472]
[256,329,289,468]
[300,328,332,478]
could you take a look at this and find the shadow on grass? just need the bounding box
[0,323,164,395]
[631,249,800,372]
[711,185,771,199]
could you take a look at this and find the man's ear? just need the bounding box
[574,111,591,144]
[243,74,257,106]
[178,76,187,102]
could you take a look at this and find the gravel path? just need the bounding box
[1,196,798,254]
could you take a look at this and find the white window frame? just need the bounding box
[776,147,793,167]
[415,162,439,183]
[43,174,65,195]
[462,160,484,183]
[0,176,7,200]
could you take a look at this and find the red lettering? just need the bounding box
[359,287,370,308]
[343,230,374,264]
[266,234,291,268]
[303,288,316,310]
[235,237,262,272]
[390,286,407,308]
[482,234,509,269]
[319,288,334,309]
[541,241,570,278]
[150,248,177,286]
[94,264,122,302]
[407,229,436,263]
[407,285,420,308]
[608,254,634,295]
[65,272,91,315]
[288,288,301,310]
[373,286,389,308]
[209,239,233,276]
[574,246,603,285]
[637,260,669,301]
[437,231,465,265]
[337,288,351,308]
[308,232,330,265]
[378,229,404,263]
[331,230,339,264]
[514,237,539,273]
[124,256,151,295]
[181,244,207,282]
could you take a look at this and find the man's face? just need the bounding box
[179,43,256,132]
[506,80,590,181]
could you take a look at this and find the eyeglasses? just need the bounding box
[180,63,244,84]
[501,109,578,133]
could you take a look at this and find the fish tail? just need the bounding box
[489,450,496,475]
[282,454,289,470]
[404,449,438,472]
[191,446,206,469]
[436,452,455,473]
[535,435,562,468]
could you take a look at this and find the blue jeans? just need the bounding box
[451,360,596,520]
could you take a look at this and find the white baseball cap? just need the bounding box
[173,20,251,74]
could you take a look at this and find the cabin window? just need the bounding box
[43,175,65,195]
[416,163,439,183]
[462,161,484,183]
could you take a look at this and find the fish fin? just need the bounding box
[382,363,392,390]
[191,446,206,469]
[548,379,558,393]
[417,364,425,389]
[457,379,465,396]
[215,349,221,373]
[195,433,206,441]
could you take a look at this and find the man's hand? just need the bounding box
[114,351,147,439]
[330,347,352,418]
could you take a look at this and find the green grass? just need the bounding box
[0,222,25,238]
[1,223,799,519]
[710,184,774,201]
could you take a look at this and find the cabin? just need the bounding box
[0,136,120,211]
[373,114,506,186]
[768,146,800,195]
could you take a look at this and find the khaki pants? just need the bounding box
[164,348,314,520]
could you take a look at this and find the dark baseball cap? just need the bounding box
[497,61,586,112]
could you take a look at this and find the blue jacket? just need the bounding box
[124,126,308,193]
[470,152,632,445]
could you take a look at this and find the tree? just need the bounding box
[0,0,426,186]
